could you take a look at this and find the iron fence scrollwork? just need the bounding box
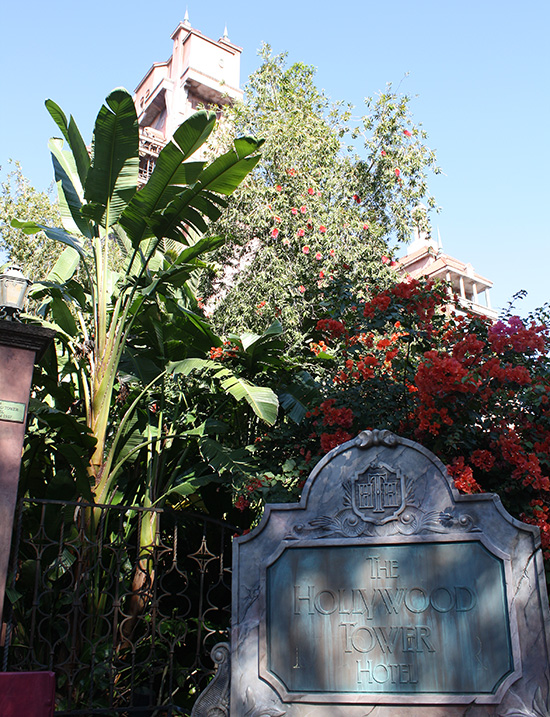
[1,498,239,716]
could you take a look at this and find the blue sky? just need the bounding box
[1,0,548,316]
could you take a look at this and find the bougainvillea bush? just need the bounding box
[232,276,550,560]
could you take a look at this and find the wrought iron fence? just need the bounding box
[1,498,239,715]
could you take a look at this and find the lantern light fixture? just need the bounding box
[0,266,32,321]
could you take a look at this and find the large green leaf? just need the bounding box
[119,111,215,248]
[169,358,279,425]
[45,247,80,285]
[45,99,90,187]
[146,139,262,243]
[198,437,254,476]
[84,88,139,227]
[279,371,321,424]
[11,220,86,257]
[49,138,91,237]
[218,373,279,425]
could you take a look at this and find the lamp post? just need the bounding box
[0,267,57,715]
[0,268,55,625]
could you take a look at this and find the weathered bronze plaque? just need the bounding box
[0,399,25,423]
[265,541,513,696]
[229,432,550,716]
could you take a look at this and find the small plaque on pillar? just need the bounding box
[0,400,26,423]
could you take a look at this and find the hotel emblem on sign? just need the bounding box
[351,463,405,524]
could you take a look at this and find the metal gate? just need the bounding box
[1,498,238,715]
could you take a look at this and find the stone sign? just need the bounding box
[225,430,550,717]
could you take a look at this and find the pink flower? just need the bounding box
[381,255,390,265]
[315,252,322,260]
[298,229,305,238]
[395,168,400,178]
[275,184,282,192]
[291,207,298,215]
[363,223,369,231]
[298,285,306,293]
[271,228,279,238]
[319,225,327,233]
[329,249,335,257]
[300,205,307,214]
[381,150,387,156]
[403,129,412,137]
[308,187,314,195]
[302,245,310,253]
[282,238,290,246]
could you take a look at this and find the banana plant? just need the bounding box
[13,88,264,504]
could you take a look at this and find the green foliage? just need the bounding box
[201,46,440,339]
[15,89,264,507]
[0,161,60,280]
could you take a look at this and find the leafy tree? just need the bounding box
[202,46,440,339]
[0,161,60,279]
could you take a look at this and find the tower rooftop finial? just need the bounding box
[183,8,191,27]
[222,24,229,41]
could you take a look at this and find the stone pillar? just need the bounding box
[0,321,55,625]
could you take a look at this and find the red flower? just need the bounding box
[271,228,279,238]
[395,168,401,178]
[319,270,325,278]
[275,184,282,192]
[298,229,305,238]
[288,168,296,177]
[235,496,250,511]
[320,429,353,454]
[403,129,412,137]
[302,245,310,253]
[319,225,327,233]
[381,255,390,264]
[308,187,315,195]
[291,207,298,215]
[298,285,306,293]
[315,252,322,260]
[274,215,281,223]
[363,223,369,231]
[300,205,307,214]
[381,150,387,156]
[329,248,335,257]
[353,194,361,203]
